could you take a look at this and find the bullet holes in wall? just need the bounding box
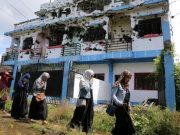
[49,27,64,46]
[51,8,71,19]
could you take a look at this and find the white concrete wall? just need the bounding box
[80,17,108,55]
[19,31,39,50]
[18,51,31,61]
[132,36,163,51]
[131,7,165,51]
[72,63,157,103]
[110,16,131,39]
[114,62,158,103]
[73,64,109,82]
[73,73,111,102]
[89,64,109,83]
[18,31,40,61]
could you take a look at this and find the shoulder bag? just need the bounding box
[106,100,117,116]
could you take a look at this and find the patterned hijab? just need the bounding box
[38,72,50,81]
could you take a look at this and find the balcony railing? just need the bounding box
[105,38,132,52]
[63,43,81,56]
[2,39,133,63]
[3,49,18,62]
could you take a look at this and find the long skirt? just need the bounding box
[68,98,94,133]
[28,96,47,120]
[112,105,135,135]
[11,89,28,119]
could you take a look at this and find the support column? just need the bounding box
[162,16,176,111]
[108,62,114,101]
[10,64,18,98]
[61,61,72,100]
[164,53,176,111]
[108,62,113,87]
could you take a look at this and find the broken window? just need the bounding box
[22,37,33,50]
[84,26,106,41]
[138,18,162,37]
[134,73,157,90]
[49,26,65,46]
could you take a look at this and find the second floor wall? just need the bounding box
[3,4,167,62]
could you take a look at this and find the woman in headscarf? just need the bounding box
[11,73,31,119]
[28,72,50,125]
[0,70,13,112]
[68,69,94,133]
[111,70,135,135]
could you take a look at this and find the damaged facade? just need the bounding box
[1,0,176,110]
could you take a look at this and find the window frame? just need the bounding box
[84,26,106,42]
[134,72,158,90]
[22,37,33,50]
[138,17,162,38]
[94,73,105,81]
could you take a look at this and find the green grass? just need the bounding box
[4,99,180,135]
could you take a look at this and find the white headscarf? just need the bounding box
[79,69,94,90]
[83,69,94,81]
[40,72,50,80]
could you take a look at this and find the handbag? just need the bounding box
[106,101,117,116]
[76,98,86,107]
[35,92,45,102]
[106,86,122,116]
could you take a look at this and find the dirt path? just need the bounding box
[0,112,40,135]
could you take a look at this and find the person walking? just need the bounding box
[0,70,13,113]
[28,72,50,125]
[68,69,94,133]
[111,70,135,135]
[11,73,31,119]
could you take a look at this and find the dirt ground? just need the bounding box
[0,111,41,135]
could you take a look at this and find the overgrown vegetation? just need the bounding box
[44,104,180,135]
[175,64,180,111]
[4,100,180,135]
[132,106,180,135]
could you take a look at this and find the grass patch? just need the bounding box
[3,98,180,135]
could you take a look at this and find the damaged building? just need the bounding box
[1,0,176,110]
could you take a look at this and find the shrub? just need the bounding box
[132,106,180,135]
[5,97,12,112]
[93,108,115,133]
[175,64,180,111]
[48,102,73,125]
